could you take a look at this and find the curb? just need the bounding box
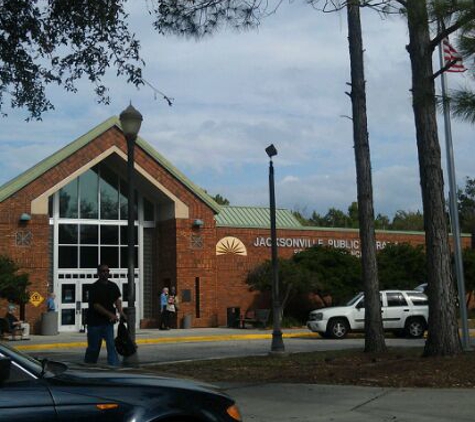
[16,331,318,352]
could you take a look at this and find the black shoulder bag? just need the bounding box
[115,320,137,357]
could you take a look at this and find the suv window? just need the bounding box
[354,294,383,309]
[407,293,428,306]
[386,292,408,307]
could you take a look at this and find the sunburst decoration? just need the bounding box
[216,236,247,256]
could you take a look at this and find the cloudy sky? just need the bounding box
[0,3,474,219]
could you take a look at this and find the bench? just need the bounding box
[240,309,271,329]
[0,318,24,340]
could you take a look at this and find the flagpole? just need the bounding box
[438,38,471,351]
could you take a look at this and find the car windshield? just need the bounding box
[346,292,364,306]
[0,341,67,377]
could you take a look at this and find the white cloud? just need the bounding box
[282,175,300,184]
[0,3,473,221]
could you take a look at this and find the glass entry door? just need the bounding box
[58,274,139,332]
[59,280,92,332]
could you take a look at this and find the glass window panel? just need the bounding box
[100,166,119,220]
[119,180,128,220]
[120,246,138,269]
[80,225,98,245]
[101,225,119,245]
[79,168,99,219]
[61,309,76,326]
[144,197,155,221]
[59,225,78,244]
[80,246,98,268]
[59,246,78,268]
[61,284,76,304]
[82,284,91,303]
[59,179,78,218]
[101,246,119,268]
[119,180,138,221]
[120,225,138,246]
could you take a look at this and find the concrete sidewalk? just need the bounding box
[15,327,317,352]
[222,383,475,422]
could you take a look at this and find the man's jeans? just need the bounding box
[84,323,120,366]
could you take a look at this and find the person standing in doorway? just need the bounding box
[159,287,169,330]
[84,264,126,367]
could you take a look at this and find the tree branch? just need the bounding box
[431,8,475,51]
[432,59,460,80]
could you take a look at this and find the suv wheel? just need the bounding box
[405,318,425,339]
[327,318,349,339]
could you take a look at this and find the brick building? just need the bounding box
[0,118,471,333]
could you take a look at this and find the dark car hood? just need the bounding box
[51,366,227,397]
[45,367,234,421]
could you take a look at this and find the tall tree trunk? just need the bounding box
[405,0,461,356]
[347,0,386,353]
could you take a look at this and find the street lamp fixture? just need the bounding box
[266,144,285,353]
[119,103,143,360]
[120,103,143,142]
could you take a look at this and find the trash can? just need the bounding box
[226,307,240,328]
[41,311,59,335]
[182,314,192,329]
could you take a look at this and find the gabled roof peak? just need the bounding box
[0,117,220,213]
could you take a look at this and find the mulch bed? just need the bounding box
[147,348,475,388]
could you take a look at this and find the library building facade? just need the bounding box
[0,118,472,333]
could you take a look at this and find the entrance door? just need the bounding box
[59,280,92,332]
[58,274,139,332]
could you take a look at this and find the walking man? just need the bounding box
[84,264,126,367]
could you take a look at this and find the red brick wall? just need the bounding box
[215,227,473,325]
[0,215,50,333]
[169,213,218,328]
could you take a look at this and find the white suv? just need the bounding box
[307,290,428,339]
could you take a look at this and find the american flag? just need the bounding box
[443,38,466,73]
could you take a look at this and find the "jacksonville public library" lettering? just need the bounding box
[252,236,393,256]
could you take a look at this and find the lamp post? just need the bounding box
[265,144,285,353]
[119,104,142,351]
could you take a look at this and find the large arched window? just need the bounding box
[51,163,154,269]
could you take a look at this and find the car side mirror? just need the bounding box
[356,301,364,310]
[0,357,11,384]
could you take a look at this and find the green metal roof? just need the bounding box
[0,117,221,213]
[215,206,303,229]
